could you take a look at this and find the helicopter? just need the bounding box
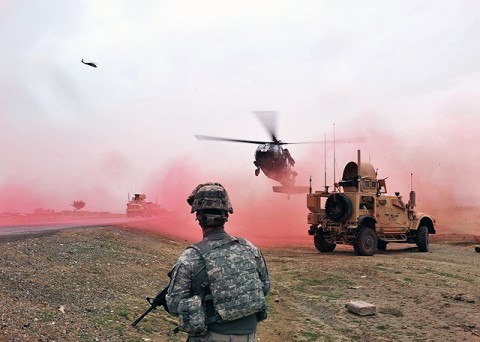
[195,111,321,194]
[81,59,97,68]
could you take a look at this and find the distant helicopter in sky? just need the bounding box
[195,111,327,194]
[81,59,97,68]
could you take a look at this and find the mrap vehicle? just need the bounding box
[307,150,436,256]
[126,194,163,217]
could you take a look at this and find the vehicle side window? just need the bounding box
[360,196,374,210]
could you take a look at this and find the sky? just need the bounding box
[1,0,479,232]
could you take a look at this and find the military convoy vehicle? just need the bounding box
[126,194,163,217]
[307,150,436,256]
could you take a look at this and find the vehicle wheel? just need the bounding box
[416,226,429,252]
[353,226,378,256]
[314,233,336,253]
[475,246,480,253]
[325,194,353,222]
[377,240,388,251]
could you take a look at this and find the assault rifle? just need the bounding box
[132,286,170,327]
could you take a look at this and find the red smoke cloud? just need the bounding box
[1,102,478,241]
[123,155,312,246]
[0,181,46,213]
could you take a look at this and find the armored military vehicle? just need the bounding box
[307,150,436,256]
[126,194,163,217]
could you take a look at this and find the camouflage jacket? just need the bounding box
[166,229,270,336]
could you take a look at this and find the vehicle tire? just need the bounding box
[314,233,336,253]
[353,226,378,256]
[475,246,480,253]
[377,240,388,251]
[416,226,429,252]
[325,194,353,222]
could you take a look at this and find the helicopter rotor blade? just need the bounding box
[281,137,368,145]
[195,134,269,145]
[253,111,279,143]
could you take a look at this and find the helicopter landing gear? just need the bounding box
[255,168,260,176]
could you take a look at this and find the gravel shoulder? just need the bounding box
[1,226,479,342]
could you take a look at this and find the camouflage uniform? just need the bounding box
[166,228,270,342]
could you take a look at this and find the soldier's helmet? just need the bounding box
[187,182,233,214]
[187,183,233,228]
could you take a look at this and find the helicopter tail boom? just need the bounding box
[272,185,310,195]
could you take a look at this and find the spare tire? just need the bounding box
[325,193,353,222]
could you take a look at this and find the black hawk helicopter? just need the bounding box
[81,59,97,68]
[195,111,319,194]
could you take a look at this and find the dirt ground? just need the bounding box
[0,226,479,342]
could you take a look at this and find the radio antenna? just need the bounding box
[333,123,336,190]
[324,132,327,191]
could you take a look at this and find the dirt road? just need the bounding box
[0,227,478,341]
[261,242,479,341]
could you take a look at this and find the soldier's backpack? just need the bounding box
[190,236,267,323]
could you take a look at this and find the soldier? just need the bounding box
[282,148,295,166]
[166,182,270,342]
